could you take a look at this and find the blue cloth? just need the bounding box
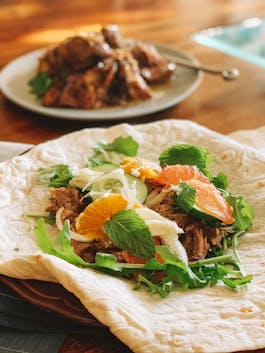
[0,282,91,353]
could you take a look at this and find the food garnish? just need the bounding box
[32,135,254,297]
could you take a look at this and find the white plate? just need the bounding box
[0,44,202,121]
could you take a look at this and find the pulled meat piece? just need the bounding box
[71,239,125,263]
[115,49,153,100]
[45,185,89,225]
[52,58,118,109]
[39,34,112,76]
[101,25,126,49]
[150,191,227,261]
[131,42,174,83]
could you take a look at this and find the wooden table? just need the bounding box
[0,1,265,352]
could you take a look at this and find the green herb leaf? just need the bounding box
[34,218,90,267]
[155,246,206,288]
[23,213,56,225]
[134,275,174,298]
[173,182,196,213]
[103,209,155,259]
[95,252,120,271]
[89,158,112,167]
[36,164,74,188]
[94,136,139,157]
[212,172,228,190]
[159,144,211,169]
[29,72,53,97]
[226,195,255,231]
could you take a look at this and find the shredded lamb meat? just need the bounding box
[149,189,228,261]
[38,25,173,109]
[71,239,125,263]
[45,185,89,225]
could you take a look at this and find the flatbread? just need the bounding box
[0,119,264,353]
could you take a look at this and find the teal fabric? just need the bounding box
[0,282,90,353]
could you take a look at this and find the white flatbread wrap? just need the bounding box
[0,119,265,353]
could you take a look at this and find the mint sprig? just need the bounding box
[94,136,139,157]
[159,144,211,169]
[104,209,155,259]
[173,182,196,213]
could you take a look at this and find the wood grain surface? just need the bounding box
[0,1,265,352]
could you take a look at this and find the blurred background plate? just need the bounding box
[0,44,202,121]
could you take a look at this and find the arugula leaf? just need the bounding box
[23,213,56,225]
[29,72,53,97]
[95,252,120,271]
[103,209,155,259]
[134,275,174,298]
[93,136,139,157]
[173,182,196,213]
[212,172,228,190]
[36,164,74,188]
[154,246,206,288]
[226,195,255,231]
[159,144,211,169]
[34,218,91,267]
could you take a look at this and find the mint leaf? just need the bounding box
[226,195,255,231]
[36,164,74,187]
[103,209,155,259]
[212,172,228,190]
[34,218,90,267]
[29,72,52,97]
[173,182,196,213]
[159,144,211,169]
[94,136,139,156]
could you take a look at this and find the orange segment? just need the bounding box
[187,179,235,225]
[75,194,128,240]
[157,164,210,185]
[120,157,159,181]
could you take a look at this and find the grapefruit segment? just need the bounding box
[187,179,235,225]
[157,164,210,185]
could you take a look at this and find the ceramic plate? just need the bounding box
[0,44,202,120]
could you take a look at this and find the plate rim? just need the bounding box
[0,43,203,121]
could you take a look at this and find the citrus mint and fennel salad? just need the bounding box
[29,136,254,298]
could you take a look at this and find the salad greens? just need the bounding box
[36,164,74,188]
[226,195,255,232]
[29,72,52,97]
[34,219,252,298]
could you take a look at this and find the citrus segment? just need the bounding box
[187,179,235,225]
[120,157,160,181]
[75,194,128,240]
[157,164,210,185]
